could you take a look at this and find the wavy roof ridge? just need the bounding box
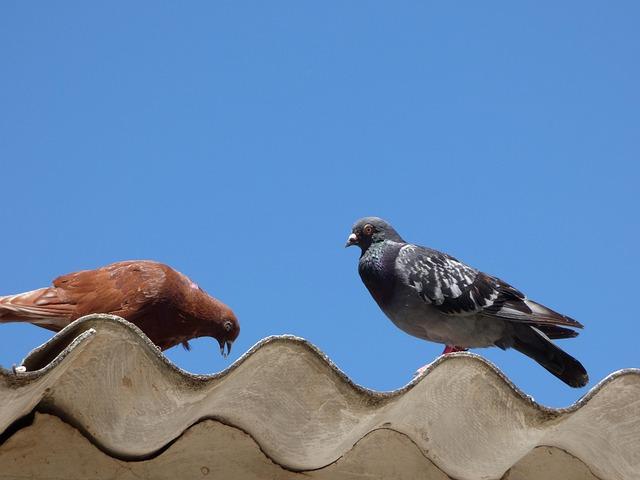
[1,314,638,480]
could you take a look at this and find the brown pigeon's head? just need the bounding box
[346,217,404,251]
[189,290,240,358]
[214,303,240,358]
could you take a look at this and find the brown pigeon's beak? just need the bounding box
[220,340,233,358]
[345,233,358,248]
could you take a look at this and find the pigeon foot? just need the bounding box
[414,345,469,378]
[442,345,468,354]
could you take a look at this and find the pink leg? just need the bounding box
[442,345,468,354]
[415,345,468,377]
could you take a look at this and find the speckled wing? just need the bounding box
[395,244,583,331]
[396,244,501,315]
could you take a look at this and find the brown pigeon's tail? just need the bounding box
[0,288,72,331]
[512,324,589,388]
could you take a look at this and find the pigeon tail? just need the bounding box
[533,324,580,339]
[0,288,72,330]
[511,324,588,388]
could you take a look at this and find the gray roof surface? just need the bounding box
[1,314,638,480]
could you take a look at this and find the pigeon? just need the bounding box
[346,217,588,388]
[0,260,239,356]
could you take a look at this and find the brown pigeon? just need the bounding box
[0,260,239,356]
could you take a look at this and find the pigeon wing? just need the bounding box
[0,261,166,331]
[52,260,167,319]
[396,245,583,330]
[396,244,495,315]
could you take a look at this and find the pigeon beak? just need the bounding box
[345,233,358,248]
[220,340,233,358]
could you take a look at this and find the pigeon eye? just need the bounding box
[363,224,374,236]
[223,321,233,332]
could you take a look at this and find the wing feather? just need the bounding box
[0,288,74,320]
[397,244,583,330]
[0,261,168,331]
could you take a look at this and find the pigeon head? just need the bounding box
[215,305,240,358]
[345,217,404,251]
[190,291,240,358]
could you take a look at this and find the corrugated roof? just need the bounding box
[1,314,638,480]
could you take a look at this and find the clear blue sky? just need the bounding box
[1,2,638,407]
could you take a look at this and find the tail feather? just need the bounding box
[534,324,579,339]
[0,288,73,329]
[511,324,588,388]
[524,299,584,328]
[492,296,583,330]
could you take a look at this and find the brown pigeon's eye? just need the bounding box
[224,321,233,332]
[363,224,374,236]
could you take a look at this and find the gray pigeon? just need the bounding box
[346,217,588,388]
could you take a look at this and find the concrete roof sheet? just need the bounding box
[1,314,638,480]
